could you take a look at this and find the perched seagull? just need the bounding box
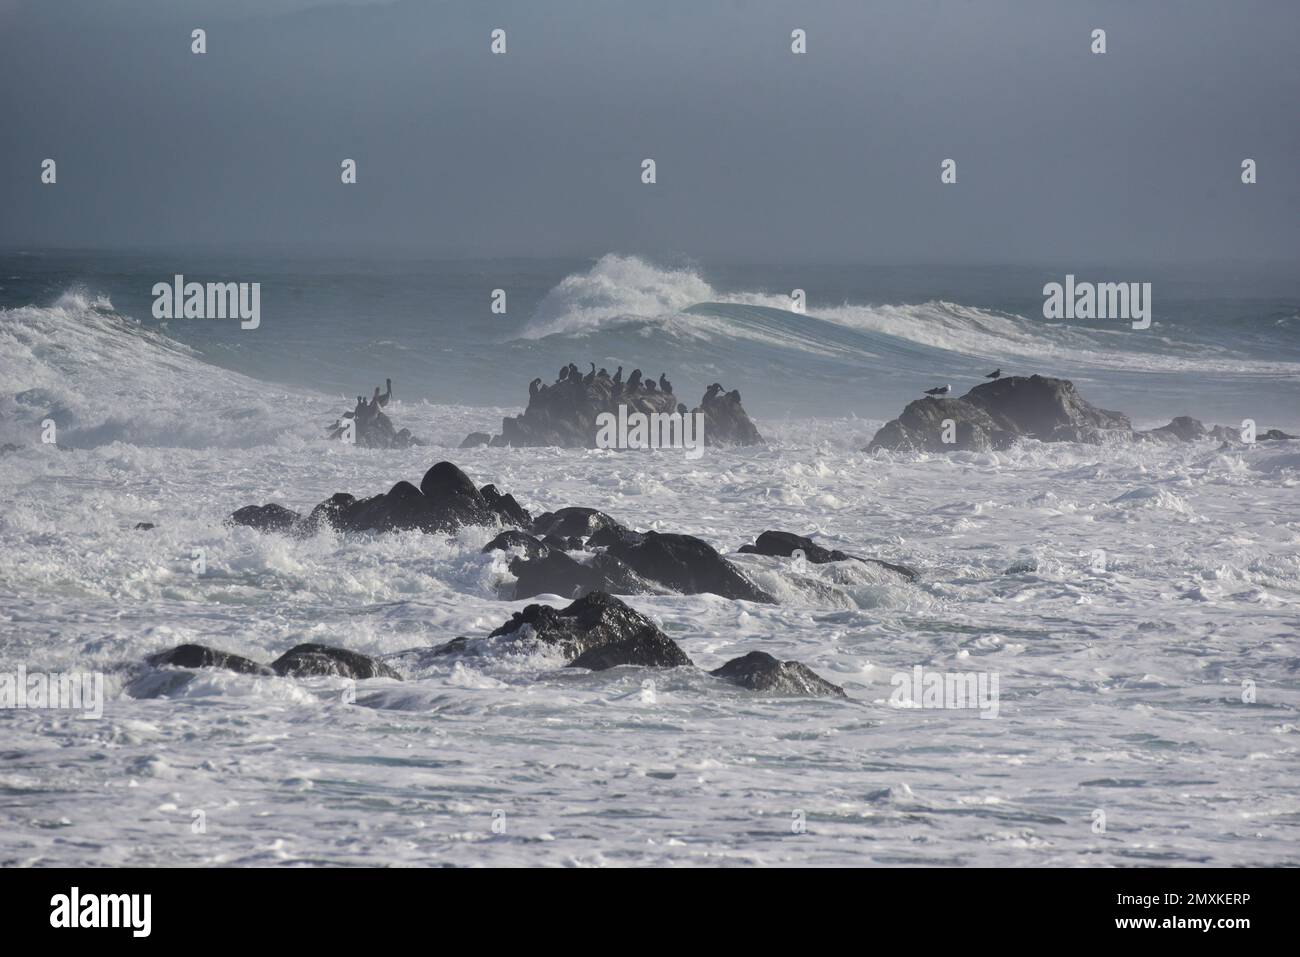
[984,368,1002,379]
[924,384,951,396]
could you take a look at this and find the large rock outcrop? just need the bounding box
[868,375,1129,452]
[464,366,764,448]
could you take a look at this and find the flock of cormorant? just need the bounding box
[528,363,674,402]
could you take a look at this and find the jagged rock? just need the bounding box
[489,591,691,669]
[694,387,765,445]
[605,531,776,603]
[710,651,846,697]
[459,432,491,448]
[737,530,919,581]
[326,400,417,449]
[481,484,532,527]
[146,643,272,676]
[228,503,302,532]
[532,507,625,540]
[464,370,764,448]
[270,643,401,680]
[868,375,1129,452]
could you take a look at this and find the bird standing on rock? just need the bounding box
[658,373,672,394]
[924,384,951,396]
[985,368,1002,379]
[627,369,643,392]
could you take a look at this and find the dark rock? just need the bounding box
[1142,416,1207,442]
[420,461,483,504]
[483,530,552,560]
[605,531,776,603]
[326,404,418,449]
[227,503,302,533]
[586,525,647,549]
[532,507,625,540]
[738,530,919,581]
[270,643,401,680]
[1261,428,1297,441]
[323,463,523,535]
[694,387,765,446]
[133,522,156,531]
[334,480,438,533]
[459,432,491,448]
[147,643,272,676]
[302,492,357,533]
[465,370,764,448]
[427,636,473,657]
[489,591,692,670]
[480,484,531,527]
[868,375,1129,452]
[710,651,846,697]
[508,549,653,601]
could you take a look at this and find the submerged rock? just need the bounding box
[483,529,552,561]
[737,530,919,581]
[270,643,401,680]
[710,651,846,697]
[227,503,302,532]
[146,643,272,676]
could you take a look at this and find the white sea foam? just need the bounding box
[1,284,1297,866]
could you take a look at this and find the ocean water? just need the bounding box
[1,251,1298,866]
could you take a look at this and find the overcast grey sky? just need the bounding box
[2,0,1296,265]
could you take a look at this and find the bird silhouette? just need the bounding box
[924,384,951,396]
[658,373,672,394]
[984,368,1002,379]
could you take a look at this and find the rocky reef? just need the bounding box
[142,592,847,698]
